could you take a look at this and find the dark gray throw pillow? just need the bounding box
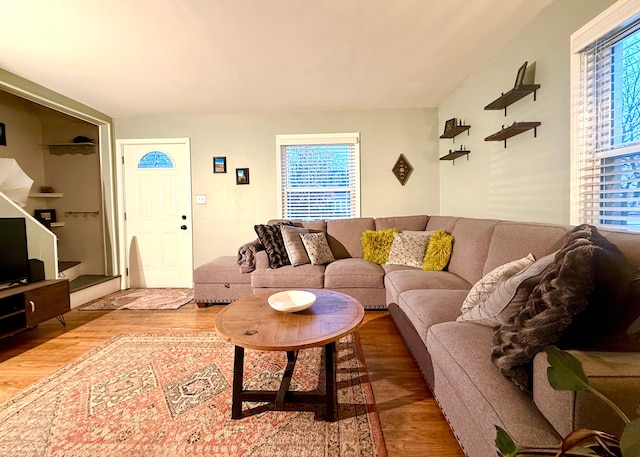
[254,222,294,269]
[491,224,630,391]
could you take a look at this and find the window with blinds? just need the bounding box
[276,133,360,220]
[571,2,640,230]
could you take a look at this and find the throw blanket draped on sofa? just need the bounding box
[237,239,264,273]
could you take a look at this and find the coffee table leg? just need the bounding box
[325,342,336,421]
[232,345,244,419]
[275,350,298,410]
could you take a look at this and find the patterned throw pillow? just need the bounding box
[361,228,399,264]
[300,232,335,265]
[281,226,310,266]
[422,230,454,271]
[459,254,536,314]
[254,222,293,269]
[386,232,431,268]
[457,252,552,326]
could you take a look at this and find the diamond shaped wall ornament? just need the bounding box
[392,154,414,186]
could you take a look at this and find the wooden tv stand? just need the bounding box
[0,280,70,340]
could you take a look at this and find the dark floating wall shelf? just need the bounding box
[439,149,470,164]
[485,122,541,148]
[484,84,541,116]
[439,125,471,140]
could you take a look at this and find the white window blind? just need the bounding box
[571,1,640,230]
[276,133,360,220]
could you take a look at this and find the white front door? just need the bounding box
[119,138,193,288]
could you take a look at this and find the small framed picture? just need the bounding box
[0,123,6,146]
[34,209,56,228]
[444,118,456,133]
[514,61,528,88]
[236,168,250,185]
[213,156,227,173]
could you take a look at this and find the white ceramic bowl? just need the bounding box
[268,290,316,313]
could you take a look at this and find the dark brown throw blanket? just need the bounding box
[237,238,264,273]
[491,224,631,391]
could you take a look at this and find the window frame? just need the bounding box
[275,132,361,220]
[570,0,640,229]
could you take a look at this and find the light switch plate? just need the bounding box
[196,195,206,204]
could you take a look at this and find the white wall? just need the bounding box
[438,0,614,224]
[115,108,439,266]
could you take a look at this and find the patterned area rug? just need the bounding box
[0,333,386,457]
[81,288,194,310]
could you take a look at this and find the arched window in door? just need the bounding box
[138,151,174,169]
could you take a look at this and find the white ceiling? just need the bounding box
[0,0,554,119]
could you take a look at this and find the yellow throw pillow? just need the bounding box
[423,229,454,271]
[361,228,399,264]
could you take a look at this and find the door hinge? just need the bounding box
[121,156,125,164]
[126,268,129,276]
[124,212,127,221]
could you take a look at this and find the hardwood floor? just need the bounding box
[0,304,465,457]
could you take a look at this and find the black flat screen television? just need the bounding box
[0,218,30,286]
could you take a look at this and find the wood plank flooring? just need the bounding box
[0,304,465,457]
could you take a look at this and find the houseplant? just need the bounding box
[496,346,640,457]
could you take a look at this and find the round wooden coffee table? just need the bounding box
[214,289,364,421]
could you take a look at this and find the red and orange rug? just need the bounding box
[0,332,386,457]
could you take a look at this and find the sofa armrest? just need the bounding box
[533,350,640,438]
[255,250,270,270]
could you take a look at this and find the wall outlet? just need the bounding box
[196,195,206,204]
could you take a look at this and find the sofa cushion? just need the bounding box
[425,215,460,232]
[423,230,454,271]
[397,289,468,343]
[384,269,471,305]
[492,224,631,391]
[254,222,294,268]
[427,322,560,452]
[281,226,310,267]
[533,350,640,438]
[447,218,498,284]
[324,258,384,289]
[194,256,251,284]
[457,253,552,326]
[482,222,568,275]
[326,218,375,259]
[589,267,640,351]
[459,253,536,315]
[375,215,429,231]
[250,263,325,289]
[361,228,398,264]
[387,232,430,268]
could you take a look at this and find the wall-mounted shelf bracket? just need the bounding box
[484,122,541,148]
[439,149,470,165]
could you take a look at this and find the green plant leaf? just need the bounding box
[495,425,518,457]
[545,346,590,392]
[621,418,640,457]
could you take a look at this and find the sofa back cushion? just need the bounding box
[483,222,569,275]
[425,215,459,232]
[267,219,327,232]
[448,218,499,285]
[375,215,428,231]
[326,218,375,259]
[600,229,640,268]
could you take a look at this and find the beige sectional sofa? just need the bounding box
[194,215,640,457]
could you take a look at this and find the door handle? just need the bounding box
[181,225,187,230]
[29,300,35,312]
